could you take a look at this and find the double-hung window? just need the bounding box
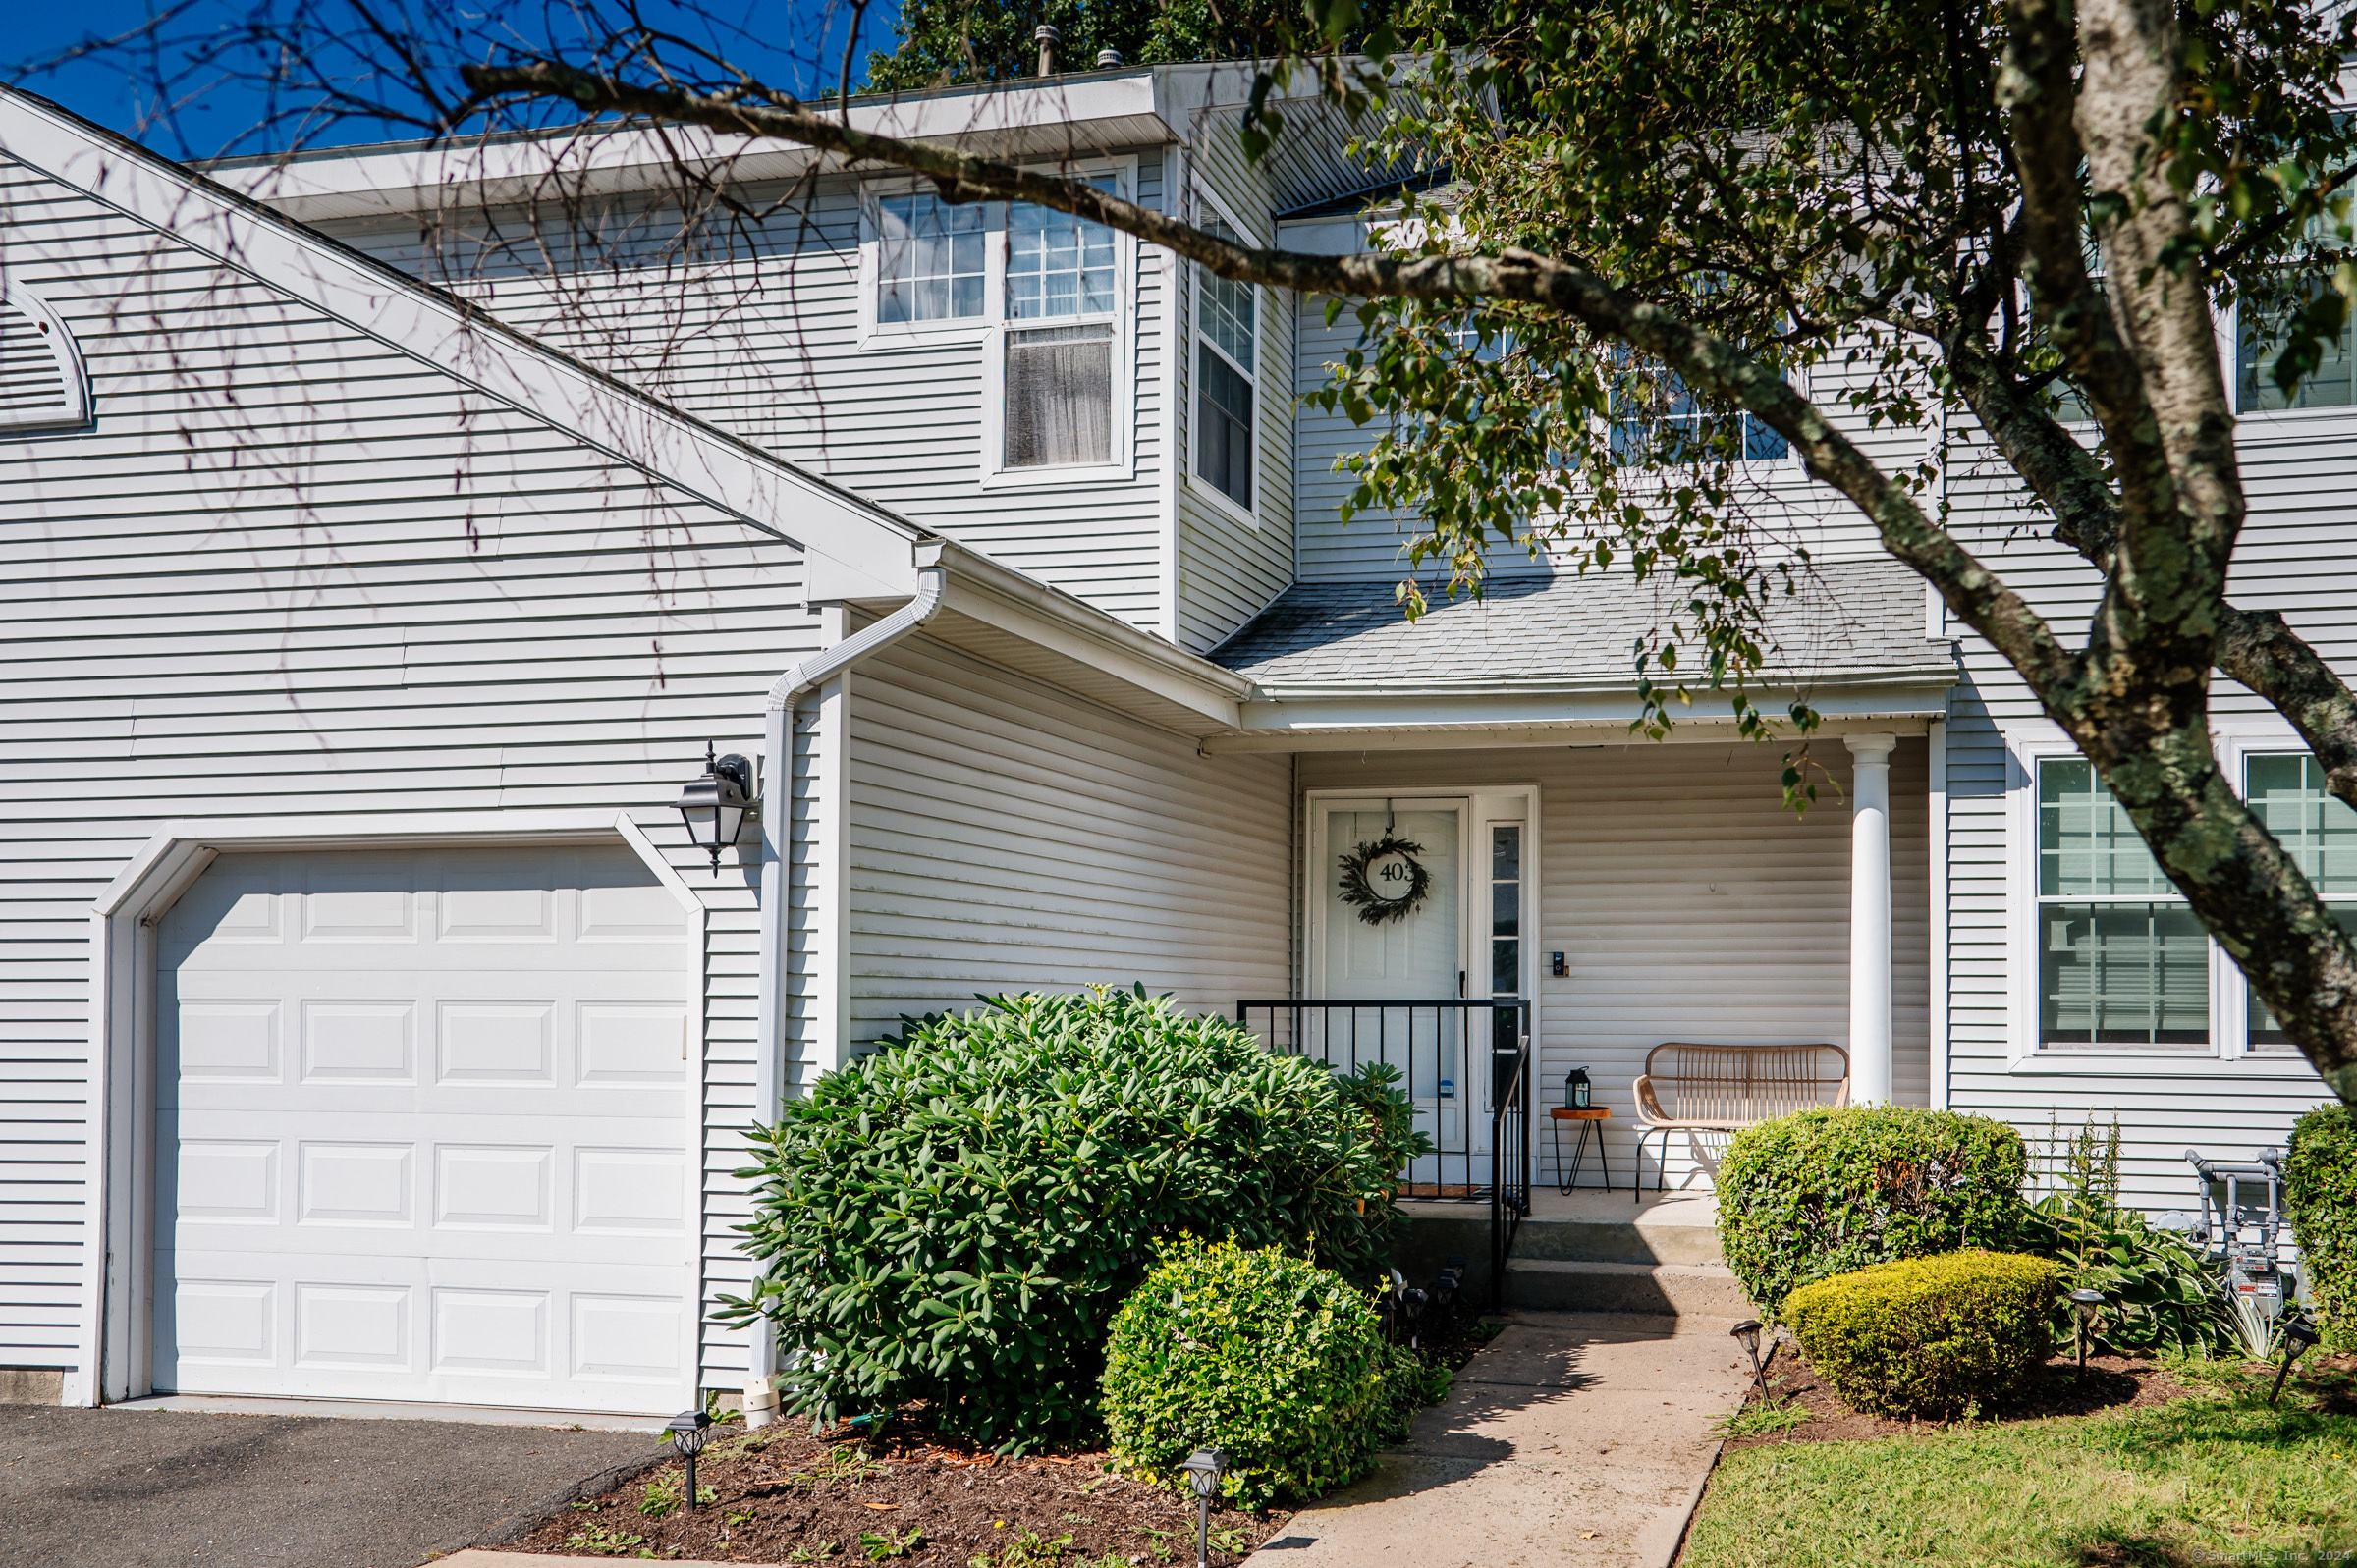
[861,168,1133,479]
[1003,180,1121,470]
[2243,754,2357,1050]
[1608,362,1790,465]
[1194,215,1256,510]
[2034,759,2209,1050]
[2236,264,2357,412]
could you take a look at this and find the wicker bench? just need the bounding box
[1630,1042,1850,1202]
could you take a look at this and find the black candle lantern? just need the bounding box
[1565,1066,1591,1110]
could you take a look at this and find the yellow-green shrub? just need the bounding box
[1784,1250,2062,1420]
[1099,1234,1425,1510]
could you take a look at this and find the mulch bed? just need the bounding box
[502,1305,1503,1563]
[1721,1345,2357,1451]
[504,1420,1288,1564]
[1723,1345,2200,1449]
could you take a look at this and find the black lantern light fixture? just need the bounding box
[666,1407,714,1511]
[2069,1288,2106,1370]
[1178,1448,1228,1568]
[1729,1319,1769,1402]
[675,744,754,871]
[2270,1316,2322,1406]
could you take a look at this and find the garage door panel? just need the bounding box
[155,845,694,1416]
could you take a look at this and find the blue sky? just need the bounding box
[5,1,903,160]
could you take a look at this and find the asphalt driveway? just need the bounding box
[0,1403,659,1568]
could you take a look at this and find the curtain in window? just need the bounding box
[1006,324,1114,467]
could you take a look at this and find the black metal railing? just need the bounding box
[1238,999,1532,1305]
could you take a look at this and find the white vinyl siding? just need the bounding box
[845,636,1291,1035]
[320,157,1172,635]
[1939,359,2345,1209]
[1297,739,1933,1192]
[0,155,830,1394]
[1173,132,1292,653]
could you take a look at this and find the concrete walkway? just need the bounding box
[1246,1311,1749,1568]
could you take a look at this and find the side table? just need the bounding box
[1550,1106,1613,1193]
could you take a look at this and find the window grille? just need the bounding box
[2036,758,2209,1049]
[876,193,985,325]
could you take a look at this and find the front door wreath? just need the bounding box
[1337,834,1432,924]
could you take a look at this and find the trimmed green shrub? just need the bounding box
[715,988,1425,1448]
[2287,1104,2357,1349]
[1784,1250,2063,1419]
[1718,1106,2029,1317]
[1100,1234,1423,1510]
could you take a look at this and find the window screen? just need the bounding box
[876,193,984,325]
[1006,324,1114,467]
[2036,758,2209,1049]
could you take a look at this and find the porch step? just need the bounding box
[1391,1190,1736,1315]
[1504,1258,1754,1318]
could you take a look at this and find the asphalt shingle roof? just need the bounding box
[1209,557,1957,692]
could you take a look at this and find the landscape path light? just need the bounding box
[1729,1319,1769,1401]
[2270,1317,2321,1407]
[1178,1448,1227,1568]
[666,1408,713,1511]
[2069,1289,2106,1370]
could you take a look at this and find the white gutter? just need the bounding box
[742,561,947,1425]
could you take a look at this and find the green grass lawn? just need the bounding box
[1680,1379,2357,1567]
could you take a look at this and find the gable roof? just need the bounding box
[1213,557,1957,695]
[0,85,926,604]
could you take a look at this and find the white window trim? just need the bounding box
[977,155,1140,490]
[2003,725,2322,1077]
[854,179,998,351]
[2220,730,2357,1066]
[1183,185,1264,529]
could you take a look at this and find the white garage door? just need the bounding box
[155,844,697,1415]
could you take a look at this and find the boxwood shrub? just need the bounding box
[1100,1233,1423,1510]
[715,988,1423,1448]
[1784,1250,2062,1419]
[2287,1104,2357,1348]
[1718,1106,2029,1317]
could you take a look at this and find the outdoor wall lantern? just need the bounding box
[2068,1289,2106,1370]
[667,1408,713,1510]
[676,744,755,870]
[2270,1317,2321,1407]
[1729,1319,1769,1401]
[1178,1448,1228,1568]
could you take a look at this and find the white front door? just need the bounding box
[154,844,696,1415]
[1312,799,1478,1184]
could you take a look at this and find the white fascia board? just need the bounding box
[2,90,923,603]
[931,541,1249,728]
[207,74,1192,222]
[1205,680,1956,752]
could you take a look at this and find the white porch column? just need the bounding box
[1842,733,1897,1105]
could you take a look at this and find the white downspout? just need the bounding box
[741,563,947,1426]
